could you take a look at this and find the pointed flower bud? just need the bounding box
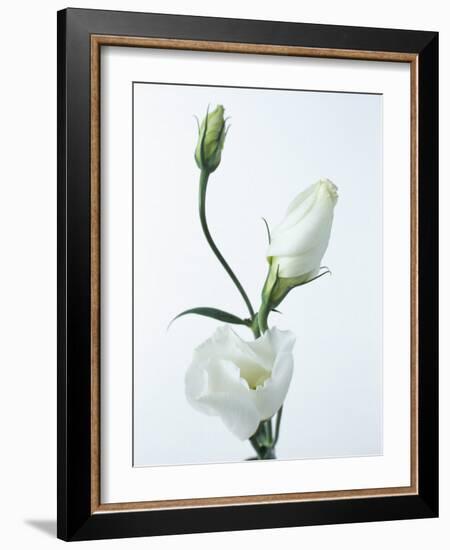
[195,105,228,173]
[268,179,338,280]
[261,179,338,313]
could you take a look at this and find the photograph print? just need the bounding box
[132,82,382,467]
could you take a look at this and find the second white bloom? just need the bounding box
[268,178,338,281]
[185,325,295,440]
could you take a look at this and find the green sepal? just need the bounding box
[269,268,331,307]
[258,264,331,334]
[261,260,279,304]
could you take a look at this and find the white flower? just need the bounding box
[185,325,295,440]
[268,179,338,280]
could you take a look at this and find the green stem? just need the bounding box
[250,314,261,339]
[249,434,265,459]
[250,420,277,460]
[267,418,273,442]
[273,407,283,447]
[263,447,276,460]
[257,263,279,335]
[258,299,270,335]
[199,170,255,319]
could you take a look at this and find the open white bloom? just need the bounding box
[268,179,338,280]
[185,325,295,440]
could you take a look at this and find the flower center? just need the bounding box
[238,360,271,390]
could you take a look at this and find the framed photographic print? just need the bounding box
[57,8,438,541]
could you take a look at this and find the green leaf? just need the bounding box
[168,307,248,329]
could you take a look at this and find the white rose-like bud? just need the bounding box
[185,325,295,440]
[268,179,338,281]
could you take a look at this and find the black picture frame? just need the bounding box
[57,7,438,541]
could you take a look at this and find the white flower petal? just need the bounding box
[185,326,296,440]
[269,193,334,257]
[252,351,294,420]
[265,327,296,355]
[250,329,296,419]
[198,392,260,440]
[185,357,249,413]
[271,236,329,278]
[278,182,319,230]
[247,327,294,367]
[197,325,271,389]
[185,361,215,416]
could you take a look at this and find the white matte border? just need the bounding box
[100,46,411,504]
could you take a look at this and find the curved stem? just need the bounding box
[199,170,255,318]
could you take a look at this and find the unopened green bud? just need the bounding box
[195,105,228,173]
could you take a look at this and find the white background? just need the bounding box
[102,48,410,503]
[133,83,384,466]
[0,0,447,548]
